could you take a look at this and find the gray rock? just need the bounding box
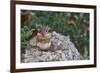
[21,31,83,63]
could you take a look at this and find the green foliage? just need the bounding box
[21,26,32,49]
[21,10,90,59]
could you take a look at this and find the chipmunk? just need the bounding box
[32,25,51,50]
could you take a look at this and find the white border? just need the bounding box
[15,4,94,69]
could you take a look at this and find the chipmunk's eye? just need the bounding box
[46,30,48,32]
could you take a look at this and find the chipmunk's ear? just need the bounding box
[31,29,35,31]
[48,27,52,32]
[31,29,38,37]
